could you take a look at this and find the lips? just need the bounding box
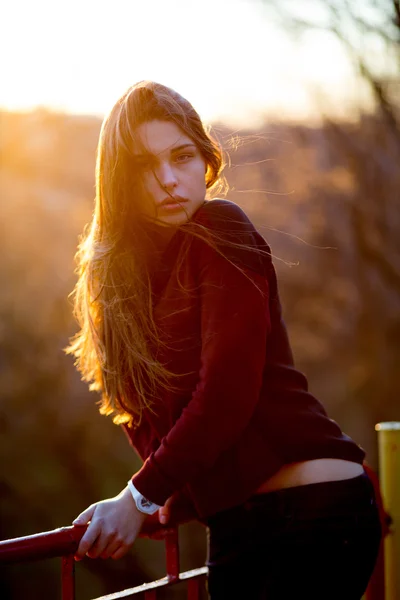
[160,195,188,207]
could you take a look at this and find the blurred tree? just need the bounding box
[255,0,400,455]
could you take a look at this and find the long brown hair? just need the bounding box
[66,81,227,426]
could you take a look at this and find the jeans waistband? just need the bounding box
[207,471,375,527]
[247,471,374,510]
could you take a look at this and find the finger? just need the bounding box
[87,529,121,559]
[86,532,111,559]
[99,538,122,559]
[159,507,169,525]
[75,522,101,560]
[73,504,97,526]
[159,496,173,524]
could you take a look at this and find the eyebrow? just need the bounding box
[133,143,197,159]
[170,143,197,153]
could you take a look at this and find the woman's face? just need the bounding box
[133,120,207,226]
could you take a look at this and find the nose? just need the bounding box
[156,161,178,193]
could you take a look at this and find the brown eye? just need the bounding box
[175,153,194,163]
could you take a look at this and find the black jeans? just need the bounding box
[206,472,381,599]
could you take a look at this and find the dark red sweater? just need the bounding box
[124,199,365,521]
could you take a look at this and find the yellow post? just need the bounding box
[375,422,400,600]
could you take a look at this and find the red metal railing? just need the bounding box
[0,525,208,600]
[0,464,389,599]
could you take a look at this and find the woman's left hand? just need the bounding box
[73,486,146,561]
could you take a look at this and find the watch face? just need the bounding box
[140,497,154,509]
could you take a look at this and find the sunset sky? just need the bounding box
[1,0,372,126]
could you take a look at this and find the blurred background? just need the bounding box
[1,0,399,598]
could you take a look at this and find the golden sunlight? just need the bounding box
[1,0,367,125]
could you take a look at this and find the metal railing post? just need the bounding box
[187,577,203,600]
[375,422,400,600]
[62,554,76,600]
[165,528,180,583]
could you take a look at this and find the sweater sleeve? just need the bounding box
[131,232,271,506]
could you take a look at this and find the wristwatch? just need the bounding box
[127,480,161,515]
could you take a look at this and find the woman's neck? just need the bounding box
[151,223,178,250]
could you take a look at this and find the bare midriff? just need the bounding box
[255,459,365,495]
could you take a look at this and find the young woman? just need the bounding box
[69,81,381,599]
